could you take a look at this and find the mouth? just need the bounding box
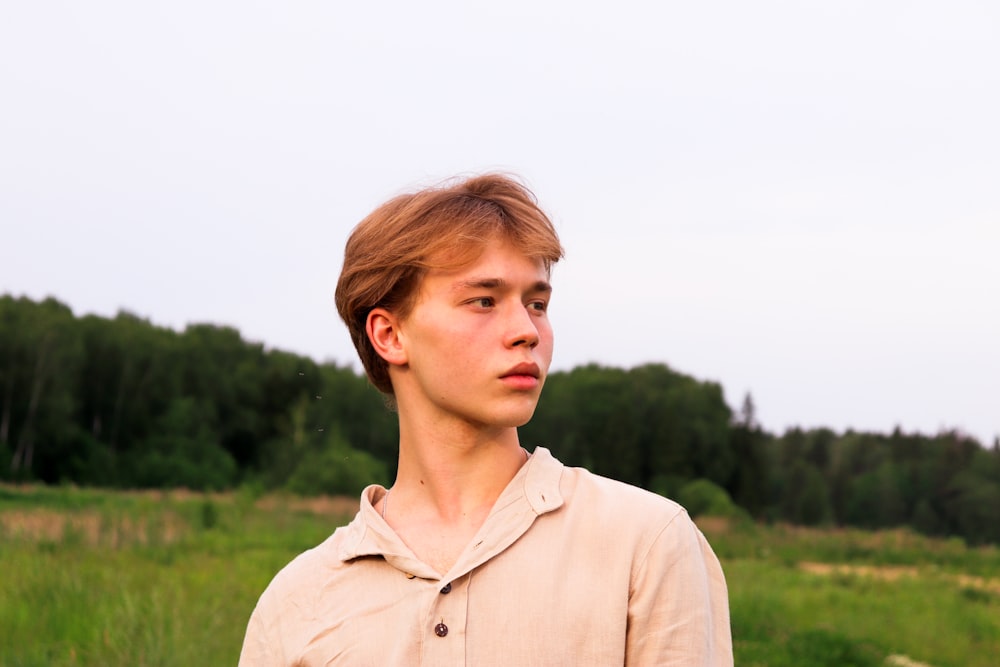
[500,363,542,391]
[501,362,541,380]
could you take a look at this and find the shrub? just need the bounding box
[286,431,388,497]
[676,478,749,519]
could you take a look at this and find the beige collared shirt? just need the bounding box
[239,447,732,666]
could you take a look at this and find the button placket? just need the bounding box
[422,575,467,663]
[431,579,455,638]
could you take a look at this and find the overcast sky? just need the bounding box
[2,1,998,445]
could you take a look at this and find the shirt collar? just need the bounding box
[337,447,565,579]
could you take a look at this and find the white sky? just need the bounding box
[2,1,998,445]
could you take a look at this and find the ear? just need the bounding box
[366,307,408,366]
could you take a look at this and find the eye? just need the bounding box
[527,300,548,313]
[469,297,494,308]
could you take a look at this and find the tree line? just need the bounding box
[3,294,998,544]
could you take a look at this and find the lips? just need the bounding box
[500,363,542,391]
[501,362,540,379]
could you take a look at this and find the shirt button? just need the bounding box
[435,622,449,637]
[440,583,452,594]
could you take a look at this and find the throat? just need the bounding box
[379,445,530,573]
[393,509,491,576]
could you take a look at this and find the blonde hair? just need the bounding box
[335,173,564,394]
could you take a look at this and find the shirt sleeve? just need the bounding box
[625,511,733,666]
[238,590,285,667]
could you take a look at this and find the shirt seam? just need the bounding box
[631,505,688,593]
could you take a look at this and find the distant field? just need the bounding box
[1,484,997,666]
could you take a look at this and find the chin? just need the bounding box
[455,393,541,430]
[496,404,540,429]
[464,403,538,430]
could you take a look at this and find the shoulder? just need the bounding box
[528,447,692,540]
[530,447,686,524]
[561,462,689,526]
[240,526,356,665]
[251,523,354,621]
[542,460,707,571]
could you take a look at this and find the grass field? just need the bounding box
[1,484,997,666]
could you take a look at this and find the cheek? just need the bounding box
[537,322,555,361]
[446,323,485,351]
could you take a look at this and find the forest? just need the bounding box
[3,294,999,545]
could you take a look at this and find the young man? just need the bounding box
[239,174,733,666]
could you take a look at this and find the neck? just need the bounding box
[386,419,526,524]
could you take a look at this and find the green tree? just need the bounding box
[0,296,82,482]
[73,311,179,483]
[778,460,832,526]
[727,422,769,517]
[286,428,389,497]
[124,397,237,490]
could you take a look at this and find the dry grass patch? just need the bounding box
[0,507,189,547]
[799,560,1000,597]
[799,561,920,582]
[254,493,359,517]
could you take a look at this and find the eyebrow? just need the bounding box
[454,278,552,294]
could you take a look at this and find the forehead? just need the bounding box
[422,240,550,289]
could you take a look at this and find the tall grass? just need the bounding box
[0,485,343,667]
[1,485,998,666]
[710,519,1000,667]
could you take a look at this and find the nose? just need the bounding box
[505,304,540,349]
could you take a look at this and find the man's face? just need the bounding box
[393,238,554,432]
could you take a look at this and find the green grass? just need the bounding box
[1,485,998,666]
[710,519,1000,667]
[0,484,341,667]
